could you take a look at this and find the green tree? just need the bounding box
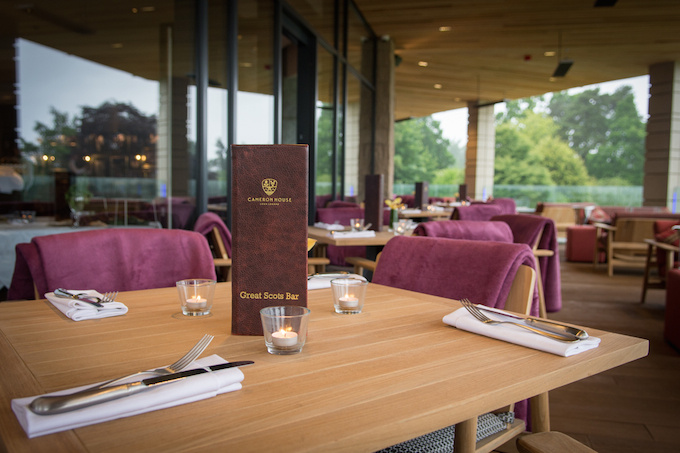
[495,111,590,186]
[394,117,454,183]
[548,86,645,185]
[28,107,78,171]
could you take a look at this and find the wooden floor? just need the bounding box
[538,247,680,453]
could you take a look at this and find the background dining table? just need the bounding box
[0,282,648,452]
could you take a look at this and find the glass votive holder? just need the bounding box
[176,279,216,316]
[260,306,311,355]
[331,278,368,314]
[393,219,409,235]
[350,218,364,231]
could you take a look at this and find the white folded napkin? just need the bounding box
[307,273,367,290]
[329,230,376,238]
[45,290,128,321]
[314,222,345,231]
[401,209,421,214]
[12,354,244,438]
[442,307,601,357]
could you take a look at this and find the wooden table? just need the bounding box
[0,283,648,452]
[399,209,451,221]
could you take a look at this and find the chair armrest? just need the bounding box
[533,249,554,258]
[592,222,616,232]
[646,240,680,253]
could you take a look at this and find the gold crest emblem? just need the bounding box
[262,178,278,196]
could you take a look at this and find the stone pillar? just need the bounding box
[465,102,496,200]
[359,36,394,200]
[644,61,680,209]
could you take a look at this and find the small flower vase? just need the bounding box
[390,209,399,228]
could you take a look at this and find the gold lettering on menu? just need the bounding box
[239,291,300,300]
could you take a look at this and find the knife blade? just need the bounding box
[54,288,104,308]
[474,305,588,340]
[29,361,254,415]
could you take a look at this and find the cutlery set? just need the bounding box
[460,298,588,343]
[54,288,119,308]
[29,334,254,416]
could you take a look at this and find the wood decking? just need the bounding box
[544,248,680,453]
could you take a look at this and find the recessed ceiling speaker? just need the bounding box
[552,59,574,77]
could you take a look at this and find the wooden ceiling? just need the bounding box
[354,0,680,119]
[2,0,680,121]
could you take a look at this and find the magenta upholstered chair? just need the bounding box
[413,220,514,243]
[492,214,562,314]
[488,197,517,215]
[372,235,538,432]
[373,236,538,314]
[8,229,216,300]
[451,204,503,221]
[194,212,232,258]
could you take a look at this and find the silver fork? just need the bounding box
[460,299,578,342]
[101,291,118,303]
[93,334,214,388]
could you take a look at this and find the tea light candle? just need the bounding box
[186,296,207,309]
[339,294,359,309]
[272,329,298,347]
[353,220,362,230]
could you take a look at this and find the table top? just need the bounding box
[308,225,397,246]
[0,283,648,452]
[399,210,451,219]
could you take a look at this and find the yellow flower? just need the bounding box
[307,238,317,252]
[384,197,403,210]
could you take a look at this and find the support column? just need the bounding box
[644,61,680,209]
[466,102,496,200]
[359,36,394,200]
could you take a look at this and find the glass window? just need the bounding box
[286,0,336,48]
[238,0,274,145]
[347,4,373,79]
[316,45,335,197]
[345,71,361,197]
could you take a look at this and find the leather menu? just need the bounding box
[231,144,309,335]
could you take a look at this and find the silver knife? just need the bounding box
[29,361,254,415]
[474,305,588,340]
[54,288,103,308]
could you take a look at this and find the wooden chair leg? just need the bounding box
[453,418,477,453]
[534,257,547,318]
[530,392,550,433]
[640,243,654,304]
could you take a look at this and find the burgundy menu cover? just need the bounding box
[231,144,309,335]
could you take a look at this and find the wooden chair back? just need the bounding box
[612,217,657,243]
[504,265,536,315]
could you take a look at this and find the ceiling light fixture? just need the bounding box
[552,32,573,78]
[434,84,442,89]
[418,61,428,67]
[544,51,556,57]
[439,26,451,32]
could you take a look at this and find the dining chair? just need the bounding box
[491,214,562,317]
[194,212,233,281]
[372,236,545,453]
[450,204,503,221]
[412,219,514,243]
[516,431,597,453]
[8,229,216,300]
[640,220,680,304]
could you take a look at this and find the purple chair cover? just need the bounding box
[413,220,514,243]
[491,214,562,313]
[326,200,360,208]
[8,229,216,300]
[451,204,503,221]
[194,212,232,257]
[488,198,517,215]
[372,235,538,425]
[316,207,366,265]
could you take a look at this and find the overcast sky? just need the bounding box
[18,38,650,154]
